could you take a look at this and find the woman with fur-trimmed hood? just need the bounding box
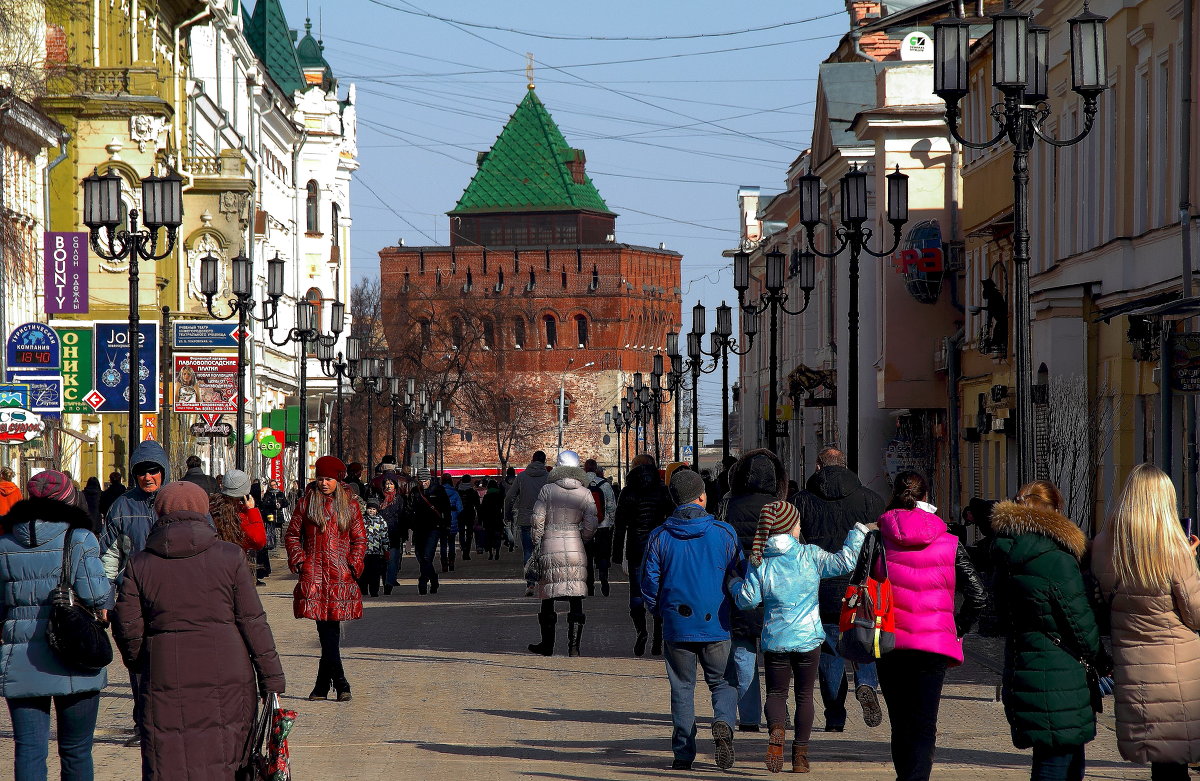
[526,450,598,658]
[990,480,1101,781]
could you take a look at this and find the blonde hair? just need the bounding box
[1105,463,1192,590]
[305,482,355,532]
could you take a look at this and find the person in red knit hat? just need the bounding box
[284,455,366,701]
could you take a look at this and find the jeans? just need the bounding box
[385,546,403,585]
[764,648,821,744]
[7,691,100,781]
[724,637,762,728]
[521,527,536,585]
[663,640,737,763]
[878,649,947,781]
[1030,745,1086,781]
[315,620,345,690]
[818,622,878,729]
[414,530,440,590]
[256,546,271,578]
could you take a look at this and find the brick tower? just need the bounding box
[379,87,682,474]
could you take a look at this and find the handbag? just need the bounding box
[837,531,896,664]
[46,528,113,674]
[237,695,272,781]
[523,542,543,583]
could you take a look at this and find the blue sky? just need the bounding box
[288,0,850,437]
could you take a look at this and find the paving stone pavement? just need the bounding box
[0,548,1154,779]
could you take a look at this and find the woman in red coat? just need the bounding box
[285,456,366,702]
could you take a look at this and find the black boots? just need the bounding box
[652,615,664,656]
[333,678,352,702]
[528,611,556,656]
[599,569,610,597]
[567,614,585,657]
[309,658,330,700]
[631,608,649,657]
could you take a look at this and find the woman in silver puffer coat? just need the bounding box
[527,451,598,657]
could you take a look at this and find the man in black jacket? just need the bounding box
[612,454,674,656]
[718,449,788,733]
[408,468,453,595]
[791,447,885,732]
[180,455,218,495]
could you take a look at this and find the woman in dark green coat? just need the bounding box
[990,480,1101,781]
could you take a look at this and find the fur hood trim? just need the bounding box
[548,466,589,485]
[990,500,1087,560]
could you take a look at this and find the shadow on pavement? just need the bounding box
[466,707,668,727]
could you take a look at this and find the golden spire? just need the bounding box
[526,52,535,90]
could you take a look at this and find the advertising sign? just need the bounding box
[141,413,157,442]
[6,323,60,373]
[4,375,63,416]
[92,322,158,413]
[0,407,44,443]
[43,232,88,314]
[190,419,233,437]
[55,327,94,414]
[173,354,238,414]
[1170,334,1200,393]
[172,320,242,350]
[0,383,29,408]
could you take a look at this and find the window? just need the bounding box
[331,203,340,246]
[418,318,431,348]
[305,287,322,353]
[305,180,319,233]
[498,395,513,424]
[482,318,495,350]
[544,315,557,348]
[513,316,526,349]
[575,314,588,348]
[450,316,463,350]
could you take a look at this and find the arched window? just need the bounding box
[418,318,431,349]
[513,316,526,349]
[331,203,340,246]
[450,316,463,350]
[304,287,322,353]
[544,315,557,348]
[575,315,589,348]
[482,318,495,350]
[305,180,319,233]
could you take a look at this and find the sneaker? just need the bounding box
[524,586,535,597]
[712,721,735,770]
[856,685,883,728]
[670,759,692,771]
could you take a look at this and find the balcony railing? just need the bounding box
[183,156,222,176]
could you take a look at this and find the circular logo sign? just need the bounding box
[259,435,282,458]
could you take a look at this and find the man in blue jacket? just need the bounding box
[641,468,744,771]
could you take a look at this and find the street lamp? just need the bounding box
[558,359,595,452]
[796,162,905,472]
[934,0,1107,485]
[201,251,286,469]
[317,334,360,462]
[682,316,718,470]
[268,296,341,488]
[734,247,816,457]
[701,301,759,467]
[605,407,623,482]
[83,164,183,467]
[354,357,387,470]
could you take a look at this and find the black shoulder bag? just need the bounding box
[46,529,113,674]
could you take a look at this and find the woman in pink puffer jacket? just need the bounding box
[875,472,988,781]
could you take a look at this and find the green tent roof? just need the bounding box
[450,90,613,216]
[246,0,305,97]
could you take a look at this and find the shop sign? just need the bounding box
[1,375,63,416]
[172,321,242,350]
[173,354,239,414]
[892,220,945,304]
[43,232,88,314]
[6,323,60,373]
[0,383,29,408]
[1170,334,1200,393]
[0,407,43,443]
[55,327,94,414]
[91,322,158,413]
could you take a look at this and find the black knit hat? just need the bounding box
[669,468,706,506]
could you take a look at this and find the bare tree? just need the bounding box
[460,373,556,472]
[1042,375,1120,535]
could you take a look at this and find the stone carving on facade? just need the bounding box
[186,232,225,302]
[129,115,167,153]
[219,191,249,223]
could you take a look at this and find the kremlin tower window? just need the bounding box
[575,315,588,348]
[544,315,557,348]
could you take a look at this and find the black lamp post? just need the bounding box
[683,320,718,470]
[317,334,360,462]
[605,406,623,480]
[83,165,183,468]
[933,0,1107,485]
[734,248,815,457]
[268,297,342,489]
[702,301,758,467]
[379,375,418,465]
[796,162,906,473]
[355,358,384,471]
[665,333,686,462]
[201,251,286,469]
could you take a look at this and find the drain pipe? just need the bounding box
[946,328,964,522]
[1182,0,1196,520]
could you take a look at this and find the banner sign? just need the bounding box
[268,430,286,490]
[90,322,158,413]
[172,320,242,350]
[1171,334,1200,393]
[55,327,94,414]
[141,413,157,442]
[0,407,43,443]
[3,375,63,416]
[6,323,60,373]
[0,383,29,408]
[190,419,233,437]
[43,232,88,314]
[173,354,238,414]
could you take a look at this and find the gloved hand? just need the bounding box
[1098,675,1115,696]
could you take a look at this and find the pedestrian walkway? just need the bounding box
[0,550,1139,779]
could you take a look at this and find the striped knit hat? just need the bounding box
[750,500,802,566]
[27,470,76,504]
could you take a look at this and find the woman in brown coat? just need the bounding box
[113,480,285,780]
[1091,463,1200,781]
[285,455,366,702]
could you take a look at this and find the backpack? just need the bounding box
[589,479,610,522]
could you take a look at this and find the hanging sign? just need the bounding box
[91,322,159,413]
[172,320,242,350]
[892,220,946,305]
[54,326,94,414]
[6,323,60,373]
[1170,334,1200,393]
[259,434,283,458]
[141,413,157,442]
[3,375,63,417]
[190,418,233,437]
[43,232,89,314]
[0,383,29,408]
[173,354,238,414]
[0,407,44,443]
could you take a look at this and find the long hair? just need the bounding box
[886,471,929,511]
[209,494,245,546]
[1105,463,1192,591]
[305,482,354,532]
[1015,480,1064,514]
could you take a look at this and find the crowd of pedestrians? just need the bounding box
[1,439,1199,780]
